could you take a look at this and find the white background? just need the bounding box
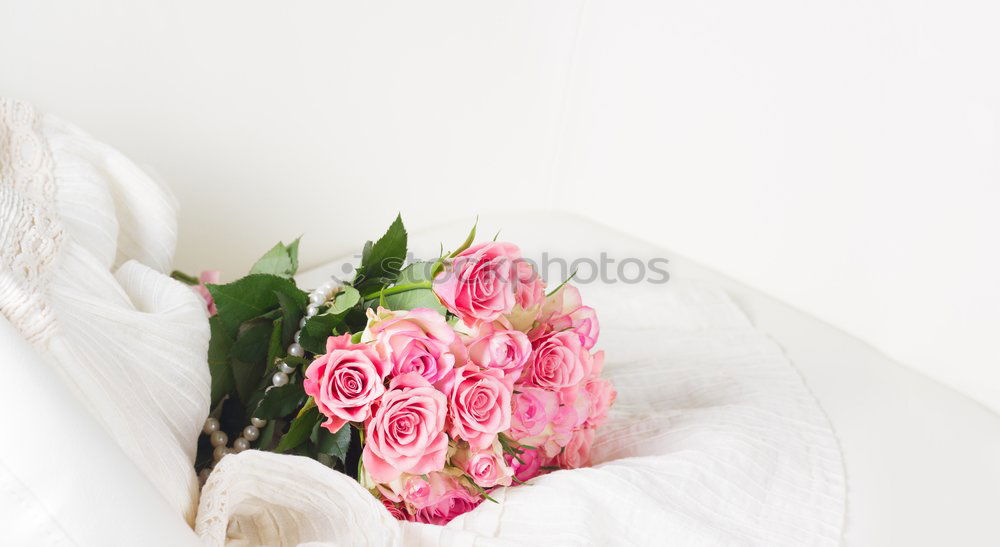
[2,0,998,413]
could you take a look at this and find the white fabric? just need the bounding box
[196,270,846,545]
[0,314,200,546]
[0,98,210,533]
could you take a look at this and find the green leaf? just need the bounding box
[328,286,361,315]
[381,288,445,314]
[546,270,578,297]
[207,274,308,339]
[230,320,273,403]
[311,421,352,463]
[449,217,478,258]
[257,419,277,450]
[249,238,302,278]
[254,382,306,419]
[265,317,283,373]
[207,315,235,408]
[396,262,437,284]
[299,313,338,355]
[360,263,444,312]
[353,214,407,294]
[274,289,304,349]
[276,406,320,453]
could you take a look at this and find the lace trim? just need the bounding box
[0,98,64,345]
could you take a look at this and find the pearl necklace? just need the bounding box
[198,279,338,484]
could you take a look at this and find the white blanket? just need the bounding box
[0,98,845,545]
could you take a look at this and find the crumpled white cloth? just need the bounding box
[0,97,209,526]
[1,98,845,545]
[197,279,846,546]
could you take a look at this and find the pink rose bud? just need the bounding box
[555,427,595,469]
[533,284,600,350]
[362,373,450,483]
[505,445,546,483]
[380,498,411,521]
[303,334,391,434]
[512,259,546,311]
[453,442,514,488]
[432,242,521,326]
[194,270,220,316]
[411,474,482,525]
[583,376,617,428]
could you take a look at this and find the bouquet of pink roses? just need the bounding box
[177,216,615,524]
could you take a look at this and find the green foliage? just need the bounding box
[276,405,320,453]
[253,382,307,420]
[448,217,478,257]
[207,315,235,408]
[364,262,446,313]
[230,320,274,403]
[206,274,307,339]
[353,214,407,295]
[249,238,301,278]
[312,422,352,464]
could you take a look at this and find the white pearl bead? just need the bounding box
[202,417,220,435]
[311,292,328,304]
[319,280,337,294]
[278,361,295,374]
[299,317,308,328]
[250,417,267,428]
[272,371,289,387]
[233,437,250,452]
[213,445,228,461]
[265,385,275,394]
[287,343,304,357]
[209,430,228,447]
[293,331,301,343]
[243,426,260,441]
[306,305,319,317]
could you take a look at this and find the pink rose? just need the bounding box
[378,471,454,511]
[555,427,595,469]
[466,325,531,378]
[513,259,546,311]
[541,404,580,456]
[363,373,450,483]
[411,475,482,525]
[509,387,559,439]
[433,242,520,326]
[365,307,467,385]
[304,334,391,433]
[520,331,592,392]
[535,285,600,350]
[443,365,514,450]
[453,442,514,488]
[194,270,220,316]
[583,376,616,428]
[381,498,410,521]
[505,446,546,482]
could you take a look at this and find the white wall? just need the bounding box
[2,0,998,413]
